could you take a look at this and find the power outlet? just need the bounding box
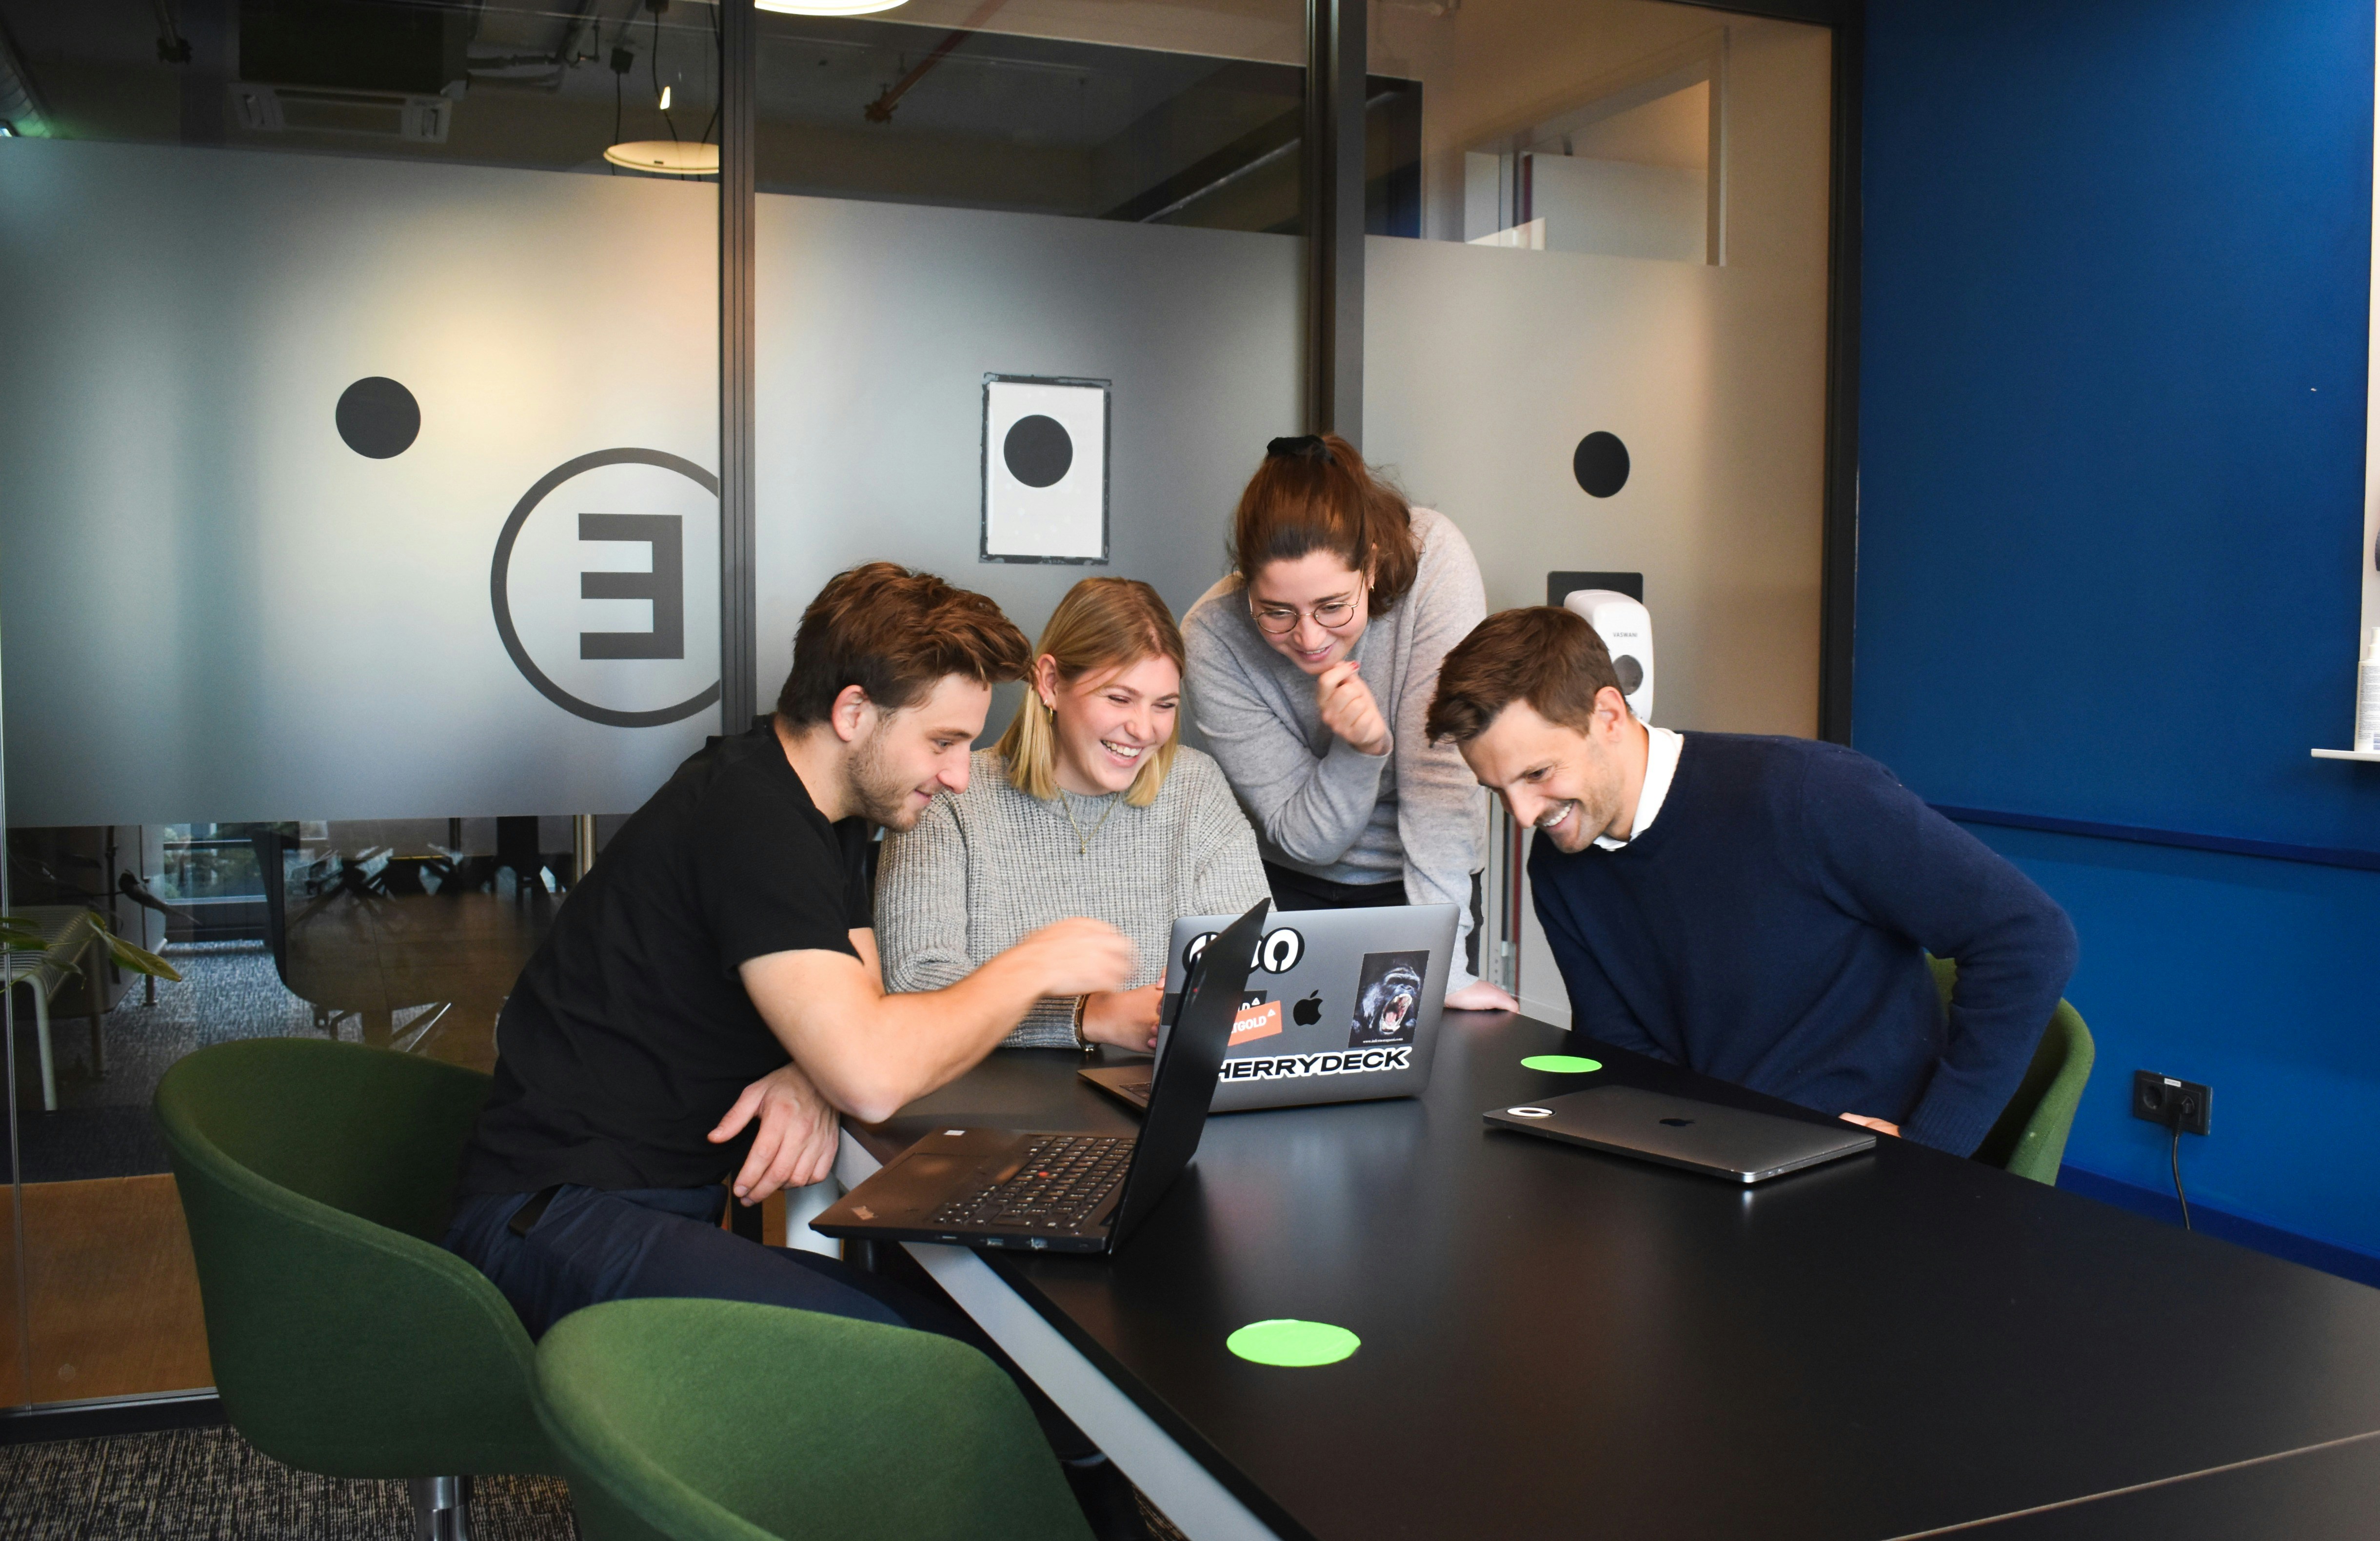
[2132,1070,2212,1136]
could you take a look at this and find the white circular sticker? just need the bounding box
[1258,927,1305,974]
[1508,1106,1555,1118]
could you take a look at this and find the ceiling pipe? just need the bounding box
[862,0,1007,124]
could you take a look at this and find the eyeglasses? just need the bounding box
[1251,597,1360,635]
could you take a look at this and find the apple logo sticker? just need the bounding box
[1291,991,1322,1027]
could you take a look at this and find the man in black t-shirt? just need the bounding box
[445,563,1133,1339]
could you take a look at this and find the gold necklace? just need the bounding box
[1058,789,1120,855]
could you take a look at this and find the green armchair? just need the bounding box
[536,1297,1094,1541]
[155,1037,556,1539]
[1929,956,2095,1184]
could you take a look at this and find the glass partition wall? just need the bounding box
[0,0,1844,1415]
[1361,0,1837,1020]
[0,0,724,1412]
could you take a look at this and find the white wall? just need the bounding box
[1365,9,1834,1022]
[752,195,1300,697]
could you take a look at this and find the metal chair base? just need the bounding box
[408,1475,473,1541]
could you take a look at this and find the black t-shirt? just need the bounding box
[455,722,873,1195]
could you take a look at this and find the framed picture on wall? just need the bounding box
[981,374,1110,564]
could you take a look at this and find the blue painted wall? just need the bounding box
[1858,0,2380,1260]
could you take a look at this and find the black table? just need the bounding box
[833,1013,2380,1541]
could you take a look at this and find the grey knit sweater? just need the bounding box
[874,746,1270,1048]
[1181,505,1489,988]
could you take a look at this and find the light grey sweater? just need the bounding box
[874,747,1270,1048]
[1182,505,1488,988]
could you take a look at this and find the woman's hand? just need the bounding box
[1444,979,1519,1013]
[1080,982,1165,1052]
[1313,660,1392,757]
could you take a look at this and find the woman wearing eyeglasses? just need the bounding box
[1182,434,1519,1012]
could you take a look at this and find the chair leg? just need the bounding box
[87,939,107,1080]
[34,985,55,1112]
[406,1475,473,1541]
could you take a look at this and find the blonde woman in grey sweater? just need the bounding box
[1183,434,1517,1012]
[876,577,1269,1051]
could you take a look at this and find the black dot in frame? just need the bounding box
[1573,431,1629,498]
[336,376,421,459]
[1003,414,1073,489]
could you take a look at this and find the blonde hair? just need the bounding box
[997,578,1185,808]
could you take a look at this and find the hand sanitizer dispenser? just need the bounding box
[1561,588,1654,722]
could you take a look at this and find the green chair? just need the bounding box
[536,1297,1094,1541]
[155,1037,556,1539]
[1928,957,2095,1184]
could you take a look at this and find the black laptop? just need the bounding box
[809,900,1269,1255]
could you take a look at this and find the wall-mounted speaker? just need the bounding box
[1555,581,1653,723]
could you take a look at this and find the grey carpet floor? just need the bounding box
[0,1427,578,1540]
[15,945,338,1183]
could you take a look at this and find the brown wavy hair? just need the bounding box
[1229,434,1420,615]
[996,577,1184,808]
[776,562,1031,726]
[1426,606,1624,744]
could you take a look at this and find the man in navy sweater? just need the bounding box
[1426,607,2076,1155]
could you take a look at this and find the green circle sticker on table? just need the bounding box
[1227,1319,1361,1367]
[1521,1054,1603,1073]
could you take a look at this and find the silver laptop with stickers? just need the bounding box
[1079,904,1460,1114]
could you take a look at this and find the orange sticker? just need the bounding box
[1229,1000,1284,1046]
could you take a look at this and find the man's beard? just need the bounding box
[1536,792,1612,850]
[847,724,926,830]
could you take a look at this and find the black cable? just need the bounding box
[652,8,676,143]
[700,0,721,148]
[2169,1123,2192,1231]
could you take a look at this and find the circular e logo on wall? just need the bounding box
[492,449,723,728]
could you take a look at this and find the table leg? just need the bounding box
[779,1177,844,1260]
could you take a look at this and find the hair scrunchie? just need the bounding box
[1265,434,1333,464]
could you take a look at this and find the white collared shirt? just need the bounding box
[1593,724,1683,850]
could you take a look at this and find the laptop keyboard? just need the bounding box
[930,1134,1132,1231]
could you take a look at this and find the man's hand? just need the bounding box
[1444,979,1519,1013]
[1840,1113,1901,1138]
[1005,917,1136,999]
[711,1060,840,1206]
[1081,981,1164,1051]
[1313,661,1392,757]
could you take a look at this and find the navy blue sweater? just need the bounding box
[1529,733,2077,1155]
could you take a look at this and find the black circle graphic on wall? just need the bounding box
[1573,432,1630,498]
[1003,415,1074,488]
[336,377,421,459]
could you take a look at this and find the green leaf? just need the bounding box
[82,908,183,983]
[102,929,182,983]
[0,915,51,953]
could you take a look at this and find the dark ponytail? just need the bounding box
[1228,434,1421,614]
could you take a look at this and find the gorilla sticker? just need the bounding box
[1347,950,1429,1047]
